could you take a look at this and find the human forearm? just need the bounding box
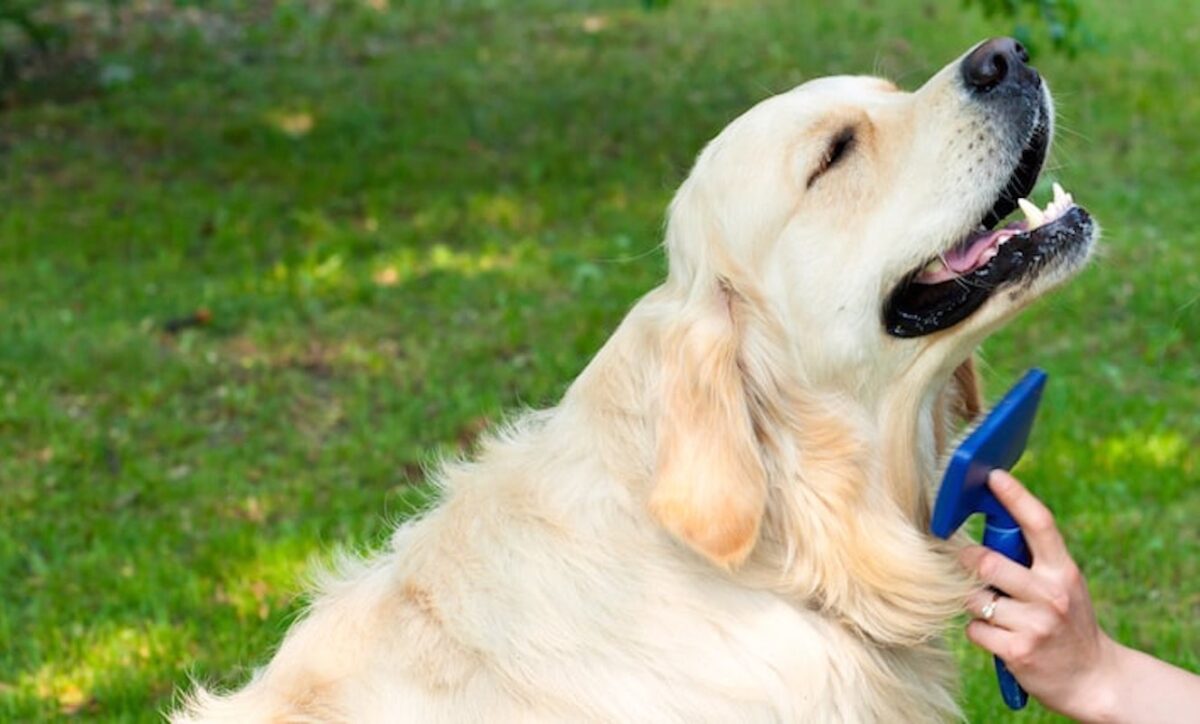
[1085,639,1200,724]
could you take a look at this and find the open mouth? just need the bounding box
[883,114,1094,338]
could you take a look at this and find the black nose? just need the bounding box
[961,37,1033,93]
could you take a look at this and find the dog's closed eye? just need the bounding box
[807,126,856,188]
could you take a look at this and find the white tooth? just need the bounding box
[1018,198,1045,228]
[923,258,946,275]
[1052,182,1067,203]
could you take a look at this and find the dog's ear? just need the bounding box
[649,282,768,569]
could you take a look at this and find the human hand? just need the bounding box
[958,470,1118,721]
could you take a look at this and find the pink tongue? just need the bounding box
[916,228,1017,284]
[945,228,1009,271]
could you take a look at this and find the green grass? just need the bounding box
[1,0,1196,720]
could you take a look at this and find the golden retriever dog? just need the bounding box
[175,38,1095,722]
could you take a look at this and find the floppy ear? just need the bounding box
[648,283,768,569]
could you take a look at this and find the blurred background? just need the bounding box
[1,0,1195,720]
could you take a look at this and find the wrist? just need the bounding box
[1072,634,1125,724]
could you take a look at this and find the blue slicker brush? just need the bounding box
[931,368,1048,711]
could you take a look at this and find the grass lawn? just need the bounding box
[1,0,1195,720]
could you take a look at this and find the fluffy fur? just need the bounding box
[175,44,1081,723]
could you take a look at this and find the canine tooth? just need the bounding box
[923,258,946,275]
[1018,198,1045,228]
[1052,182,1067,203]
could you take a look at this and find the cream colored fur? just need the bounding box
[174,45,1079,723]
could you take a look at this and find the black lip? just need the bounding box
[884,206,1094,338]
[981,113,1050,229]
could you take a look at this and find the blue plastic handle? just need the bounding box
[983,512,1031,710]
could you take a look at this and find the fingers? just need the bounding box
[988,470,1071,567]
[964,618,1017,661]
[959,544,1041,600]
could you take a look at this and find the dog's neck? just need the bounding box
[564,290,970,647]
[747,370,967,647]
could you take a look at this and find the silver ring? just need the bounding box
[981,592,1001,622]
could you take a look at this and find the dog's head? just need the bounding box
[650,39,1095,569]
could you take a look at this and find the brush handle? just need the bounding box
[983,519,1031,710]
[983,520,1030,567]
